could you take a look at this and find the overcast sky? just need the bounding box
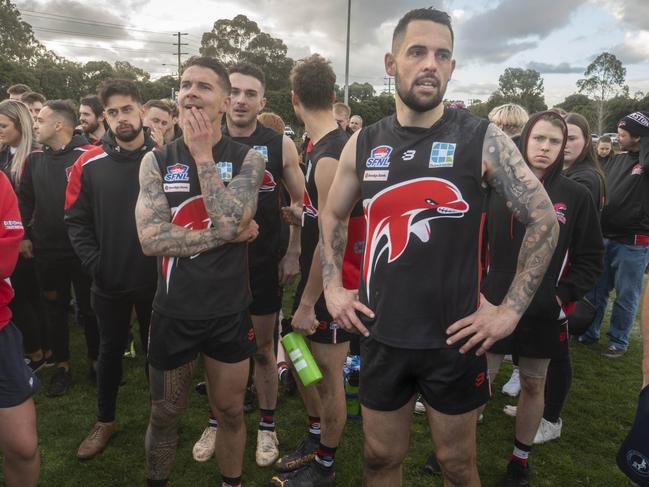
[16,0,649,105]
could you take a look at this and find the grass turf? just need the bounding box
[4,295,643,486]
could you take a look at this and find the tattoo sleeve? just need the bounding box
[483,123,559,315]
[320,216,349,291]
[195,148,265,240]
[135,152,231,257]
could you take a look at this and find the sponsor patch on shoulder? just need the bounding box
[631,163,642,175]
[217,161,233,182]
[363,170,389,181]
[429,142,456,168]
[253,145,269,163]
[164,163,190,182]
[3,220,23,230]
[164,183,190,192]
[366,145,392,168]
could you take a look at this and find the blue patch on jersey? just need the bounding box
[217,161,233,182]
[429,142,456,168]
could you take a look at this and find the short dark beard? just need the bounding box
[395,73,446,113]
[83,121,99,136]
[114,121,143,143]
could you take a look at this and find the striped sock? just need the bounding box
[511,438,531,468]
[208,409,218,429]
[259,409,275,432]
[308,416,321,442]
[315,443,336,468]
[221,475,241,487]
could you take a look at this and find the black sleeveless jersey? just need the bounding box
[152,136,252,320]
[224,122,284,267]
[356,109,489,349]
[294,128,365,320]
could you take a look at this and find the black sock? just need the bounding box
[315,443,336,468]
[259,408,275,432]
[221,475,241,487]
[308,415,321,442]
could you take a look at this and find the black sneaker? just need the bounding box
[270,460,335,487]
[47,367,72,397]
[195,381,207,396]
[24,357,47,373]
[504,460,530,487]
[424,453,442,475]
[274,436,319,473]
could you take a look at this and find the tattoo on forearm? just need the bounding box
[145,361,196,479]
[196,149,264,240]
[483,124,559,314]
[320,216,348,290]
[136,153,229,257]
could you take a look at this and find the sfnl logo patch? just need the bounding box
[429,142,456,168]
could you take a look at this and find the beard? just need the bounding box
[114,121,143,143]
[82,120,99,135]
[395,72,447,113]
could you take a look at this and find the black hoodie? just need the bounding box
[64,128,157,297]
[563,160,606,212]
[600,138,649,241]
[19,133,95,259]
[482,111,604,323]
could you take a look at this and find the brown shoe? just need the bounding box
[77,422,117,459]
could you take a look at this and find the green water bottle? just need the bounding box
[281,332,323,387]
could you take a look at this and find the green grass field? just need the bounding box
[5,295,644,486]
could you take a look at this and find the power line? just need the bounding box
[43,40,171,56]
[21,9,176,36]
[31,26,174,46]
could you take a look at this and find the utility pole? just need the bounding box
[343,0,351,105]
[383,76,394,95]
[173,32,189,78]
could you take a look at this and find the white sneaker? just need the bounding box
[503,405,518,417]
[502,368,521,397]
[533,418,562,444]
[192,426,217,462]
[414,396,426,415]
[256,429,279,467]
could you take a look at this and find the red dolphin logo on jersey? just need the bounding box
[260,170,277,193]
[303,188,318,219]
[161,195,212,291]
[554,203,567,224]
[362,177,469,298]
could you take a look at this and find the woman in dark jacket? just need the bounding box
[483,111,604,486]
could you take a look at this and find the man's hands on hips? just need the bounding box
[446,294,520,355]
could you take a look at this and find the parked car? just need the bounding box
[284,126,295,137]
[591,133,599,144]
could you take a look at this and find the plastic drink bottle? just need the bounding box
[281,332,323,386]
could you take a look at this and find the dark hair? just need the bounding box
[597,135,612,144]
[229,63,266,91]
[144,99,173,116]
[79,95,103,118]
[290,54,336,111]
[565,112,607,199]
[21,92,45,105]
[183,56,231,93]
[7,83,31,96]
[393,8,454,51]
[97,79,142,106]
[43,99,78,127]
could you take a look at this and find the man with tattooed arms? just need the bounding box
[318,8,559,487]
[135,56,263,487]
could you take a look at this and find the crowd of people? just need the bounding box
[1,7,648,487]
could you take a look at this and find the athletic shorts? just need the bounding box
[359,336,490,415]
[0,322,39,408]
[148,310,256,370]
[249,258,282,316]
[489,317,569,359]
[282,316,353,345]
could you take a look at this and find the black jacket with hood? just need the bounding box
[19,133,95,259]
[64,128,157,297]
[482,111,604,324]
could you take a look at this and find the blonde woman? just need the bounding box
[488,103,529,139]
[0,100,33,187]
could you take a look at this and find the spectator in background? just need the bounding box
[78,95,106,145]
[0,171,40,487]
[488,103,529,138]
[596,135,614,169]
[333,101,353,135]
[160,98,181,144]
[349,114,363,132]
[6,84,31,101]
[143,100,173,147]
[258,111,285,135]
[0,100,51,372]
[20,93,45,122]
